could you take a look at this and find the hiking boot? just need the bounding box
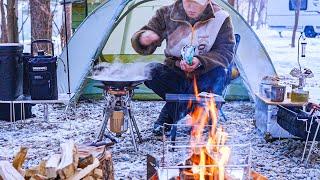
[153,105,173,136]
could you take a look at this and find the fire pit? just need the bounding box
[153,124,252,180]
[89,76,146,152]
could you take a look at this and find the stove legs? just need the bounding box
[128,115,138,152]
[128,107,142,143]
[96,101,116,142]
[94,101,142,152]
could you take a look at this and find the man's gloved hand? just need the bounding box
[139,30,160,46]
[180,57,201,73]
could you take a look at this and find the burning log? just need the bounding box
[0,161,24,180]
[179,147,228,180]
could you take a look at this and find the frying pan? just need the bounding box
[89,76,148,89]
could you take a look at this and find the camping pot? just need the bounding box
[270,85,286,102]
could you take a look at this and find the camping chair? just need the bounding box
[222,34,241,99]
[304,26,319,38]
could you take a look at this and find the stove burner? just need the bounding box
[93,85,142,151]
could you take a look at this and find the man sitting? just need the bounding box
[131,0,235,135]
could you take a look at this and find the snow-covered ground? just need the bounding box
[0,28,320,179]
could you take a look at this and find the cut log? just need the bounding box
[25,166,39,178]
[78,154,94,169]
[0,161,24,180]
[45,154,61,178]
[12,147,28,170]
[66,158,100,180]
[57,140,78,179]
[77,144,105,160]
[39,161,47,176]
[82,176,95,180]
[99,151,114,180]
[93,168,103,179]
[30,174,48,180]
[78,144,114,180]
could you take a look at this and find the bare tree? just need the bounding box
[228,0,236,7]
[291,0,301,47]
[0,0,8,43]
[247,0,252,23]
[30,0,52,54]
[256,0,267,29]
[6,0,19,43]
[60,2,72,48]
[250,0,257,26]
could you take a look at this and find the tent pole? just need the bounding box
[63,0,71,95]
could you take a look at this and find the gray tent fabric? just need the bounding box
[57,0,132,101]
[57,0,276,102]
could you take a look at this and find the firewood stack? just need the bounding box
[0,140,114,180]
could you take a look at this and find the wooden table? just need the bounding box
[255,93,306,107]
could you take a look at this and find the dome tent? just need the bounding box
[57,0,277,102]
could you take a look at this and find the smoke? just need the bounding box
[91,62,154,81]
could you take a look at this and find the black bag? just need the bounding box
[0,103,33,121]
[28,40,58,100]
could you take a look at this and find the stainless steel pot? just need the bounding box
[271,85,286,102]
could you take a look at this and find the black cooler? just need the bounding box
[0,43,33,121]
[29,40,58,100]
[0,43,23,100]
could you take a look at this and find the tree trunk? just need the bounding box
[250,0,257,26]
[236,0,240,11]
[6,0,19,43]
[256,0,267,29]
[0,0,8,43]
[228,0,236,7]
[60,3,72,48]
[30,0,52,54]
[291,0,301,47]
[247,0,252,23]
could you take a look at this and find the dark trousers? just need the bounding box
[145,63,227,123]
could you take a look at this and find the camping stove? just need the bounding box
[93,86,142,151]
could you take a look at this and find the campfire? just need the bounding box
[179,78,232,180]
[150,78,267,180]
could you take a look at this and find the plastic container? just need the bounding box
[291,88,309,103]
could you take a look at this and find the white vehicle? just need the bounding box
[267,0,320,34]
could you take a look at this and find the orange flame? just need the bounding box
[187,77,230,180]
